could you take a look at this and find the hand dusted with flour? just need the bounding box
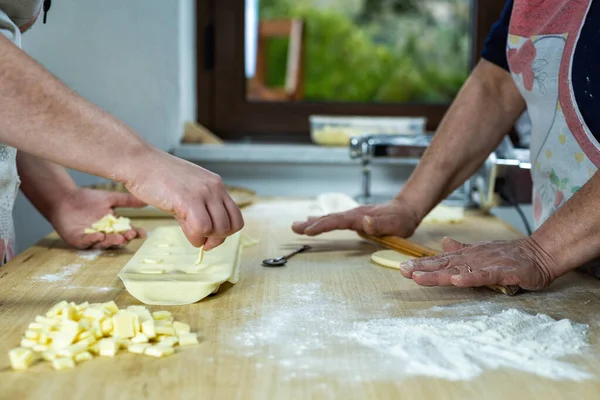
[400,237,557,290]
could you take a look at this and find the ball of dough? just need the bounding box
[371,250,414,270]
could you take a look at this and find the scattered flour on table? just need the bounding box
[346,309,589,381]
[35,264,83,282]
[229,283,591,382]
[76,250,103,261]
[64,285,117,292]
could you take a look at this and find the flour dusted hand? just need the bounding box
[399,237,558,291]
[292,198,419,237]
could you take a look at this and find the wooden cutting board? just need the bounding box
[0,198,598,399]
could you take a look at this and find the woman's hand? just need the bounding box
[292,198,420,238]
[48,188,146,250]
[399,237,558,291]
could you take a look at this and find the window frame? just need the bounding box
[198,0,507,142]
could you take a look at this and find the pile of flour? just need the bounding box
[231,283,591,382]
[345,309,589,381]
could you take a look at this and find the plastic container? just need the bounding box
[309,115,427,147]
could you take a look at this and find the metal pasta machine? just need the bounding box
[349,134,531,209]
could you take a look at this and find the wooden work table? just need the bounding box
[0,198,599,399]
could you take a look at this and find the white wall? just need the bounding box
[13,0,196,253]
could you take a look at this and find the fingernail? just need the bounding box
[306,223,318,231]
[363,216,373,226]
[399,261,414,273]
[412,271,425,277]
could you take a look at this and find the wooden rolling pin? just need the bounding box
[360,233,519,296]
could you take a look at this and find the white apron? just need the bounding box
[505,1,600,228]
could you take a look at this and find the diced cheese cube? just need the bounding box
[57,341,89,358]
[60,320,80,333]
[141,320,156,339]
[60,306,77,321]
[155,326,175,336]
[75,302,90,311]
[88,343,100,355]
[92,321,103,339]
[138,268,166,274]
[74,351,93,363]
[46,301,69,318]
[178,333,199,347]
[33,344,49,352]
[173,321,191,336]
[133,317,141,335]
[24,329,40,340]
[143,258,163,264]
[112,311,137,339]
[28,322,44,330]
[112,222,132,233]
[127,306,153,323]
[97,338,118,357]
[49,330,79,349]
[152,311,172,321]
[20,338,37,349]
[102,301,120,316]
[144,344,175,358]
[52,357,75,370]
[101,318,113,335]
[154,324,175,336]
[9,348,36,370]
[77,337,96,348]
[35,315,59,326]
[82,307,107,321]
[131,333,149,344]
[76,330,94,342]
[158,336,178,347]
[38,332,50,345]
[42,351,57,361]
[128,343,151,354]
[79,319,91,331]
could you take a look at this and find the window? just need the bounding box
[198,0,507,142]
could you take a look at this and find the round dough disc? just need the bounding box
[371,250,414,270]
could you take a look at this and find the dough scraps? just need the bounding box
[84,214,132,234]
[371,250,414,269]
[119,226,254,305]
[422,205,464,224]
[316,193,359,215]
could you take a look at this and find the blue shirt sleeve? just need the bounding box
[481,0,514,71]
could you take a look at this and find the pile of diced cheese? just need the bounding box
[9,301,198,371]
[84,214,132,234]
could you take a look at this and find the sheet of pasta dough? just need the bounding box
[119,227,250,306]
[371,250,414,269]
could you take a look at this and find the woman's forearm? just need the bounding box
[532,172,600,279]
[397,59,526,221]
[16,152,77,220]
[0,34,154,184]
